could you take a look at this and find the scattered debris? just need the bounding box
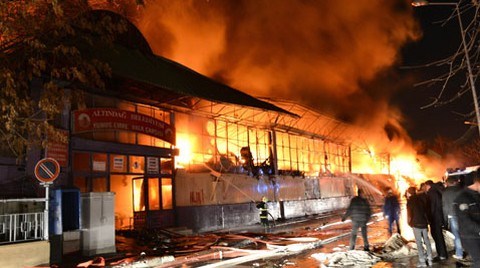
[110,254,175,268]
[312,250,381,267]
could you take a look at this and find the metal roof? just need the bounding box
[95,43,295,116]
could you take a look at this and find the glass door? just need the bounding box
[131,176,175,229]
[110,175,137,229]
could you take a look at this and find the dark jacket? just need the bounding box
[427,184,444,226]
[454,188,480,239]
[442,185,461,218]
[383,193,400,219]
[343,196,372,223]
[407,194,430,228]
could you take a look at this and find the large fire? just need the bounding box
[91,0,460,213]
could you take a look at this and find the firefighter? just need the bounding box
[256,196,269,227]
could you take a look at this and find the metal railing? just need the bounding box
[0,198,46,244]
[0,212,44,244]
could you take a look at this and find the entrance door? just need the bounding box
[132,177,174,229]
[110,175,137,229]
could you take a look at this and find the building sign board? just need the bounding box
[72,108,175,144]
[45,129,69,167]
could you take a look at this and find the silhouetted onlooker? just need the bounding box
[425,180,448,260]
[342,189,372,251]
[454,171,480,267]
[383,188,401,236]
[406,186,433,267]
[442,177,464,259]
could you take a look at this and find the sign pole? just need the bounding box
[42,182,51,240]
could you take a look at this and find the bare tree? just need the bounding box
[412,0,479,135]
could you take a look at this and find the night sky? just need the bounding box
[395,1,477,142]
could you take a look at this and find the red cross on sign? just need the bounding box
[34,158,60,183]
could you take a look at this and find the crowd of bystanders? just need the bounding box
[403,172,480,267]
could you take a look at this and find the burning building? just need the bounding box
[63,11,368,233]
[0,2,451,265]
[0,9,387,258]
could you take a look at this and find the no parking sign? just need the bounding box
[34,158,60,183]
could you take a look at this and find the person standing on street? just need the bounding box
[342,189,372,251]
[406,186,433,267]
[454,171,480,267]
[425,180,448,260]
[442,176,464,260]
[383,188,401,236]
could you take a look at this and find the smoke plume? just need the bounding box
[91,0,457,178]
[137,0,419,126]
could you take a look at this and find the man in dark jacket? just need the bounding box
[383,188,401,236]
[407,186,433,267]
[342,189,372,251]
[454,172,480,267]
[425,180,448,260]
[442,177,464,259]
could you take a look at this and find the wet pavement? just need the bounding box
[228,214,473,268]
[55,212,474,267]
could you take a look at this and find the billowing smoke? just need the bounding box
[137,0,419,126]
[97,0,455,179]
[136,0,432,170]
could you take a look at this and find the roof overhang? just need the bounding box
[94,44,296,117]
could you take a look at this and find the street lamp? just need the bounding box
[412,0,480,136]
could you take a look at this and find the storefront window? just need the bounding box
[92,177,107,192]
[129,156,144,173]
[93,131,115,142]
[148,178,160,210]
[110,174,134,229]
[161,178,173,209]
[133,178,145,212]
[160,158,173,174]
[73,152,90,172]
[73,176,87,192]
[117,131,136,144]
[138,133,154,146]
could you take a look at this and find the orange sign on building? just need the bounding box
[72,108,176,144]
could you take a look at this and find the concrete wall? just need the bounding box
[176,203,259,233]
[174,169,353,232]
[176,197,350,233]
[280,197,350,218]
[0,241,50,268]
[175,169,352,206]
